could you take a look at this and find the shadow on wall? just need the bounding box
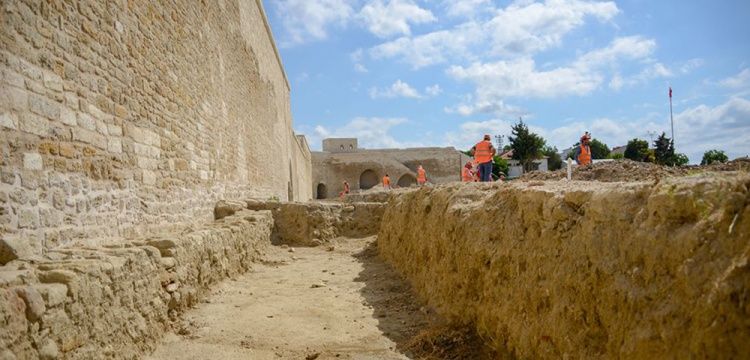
[397,174,416,187]
[360,169,379,190]
[316,183,327,199]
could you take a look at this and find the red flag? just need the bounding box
[669,87,672,99]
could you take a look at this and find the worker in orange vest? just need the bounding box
[470,134,496,182]
[417,165,427,186]
[461,162,473,182]
[577,131,592,166]
[382,174,391,189]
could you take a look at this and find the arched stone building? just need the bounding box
[312,138,471,199]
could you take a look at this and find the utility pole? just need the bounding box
[494,134,504,151]
[669,86,674,145]
[647,130,657,144]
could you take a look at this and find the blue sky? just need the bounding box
[263,0,750,163]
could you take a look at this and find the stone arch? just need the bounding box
[316,183,327,199]
[397,174,416,188]
[359,169,378,190]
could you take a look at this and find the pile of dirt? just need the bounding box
[519,158,749,182]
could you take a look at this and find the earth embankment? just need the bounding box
[378,173,750,358]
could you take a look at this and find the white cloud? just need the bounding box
[444,119,514,150]
[527,97,750,163]
[609,62,673,90]
[358,0,436,38]
[354,63,369,73]
[274,0,354,46]
[369,80,423,99]
[351,48,369,72]
[369,0,618,67]
[443,0,493,18]
[720,69,750,89]
[484,0,619,56]
[444,98,526,117]
[673,97,750,161]
[447,36,657,114]
[369,23,482,68]
[678,58,704,74]
[313,117,422,148]
[425,84,442,96]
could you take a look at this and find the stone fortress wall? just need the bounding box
[0,0,312,263]
[312,138,470,199]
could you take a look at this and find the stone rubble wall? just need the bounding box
[216,200,386,246]
[0,0,311,263]
[378,173,750,358]
[0,209,273,359]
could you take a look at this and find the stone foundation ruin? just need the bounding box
[1,0,748,358]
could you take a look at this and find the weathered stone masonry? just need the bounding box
[0,0,312,262]
[0,209,274,359]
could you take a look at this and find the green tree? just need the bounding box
[492,156,509,177]
[508,120,546,172]
[701,150,729,165]
[652,132,689,166]
[543,146,563,171]
[672,153,690,166]
[589,139,611,159]
[624,138,650,162]
[653,132,675,165]
[609,153,624,160]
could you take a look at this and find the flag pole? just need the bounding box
[669,86,674,144]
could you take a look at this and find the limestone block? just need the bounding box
[214,200,246,220]
[39,208,63,227]
[95,120,108,135]
[72,128,106,149]
[33,284,69,307]
[108,138,122,153]
[142,170,156,185]
[14,286,46,322]
[0,236,34,265]
[76,112,96,131]
[43,72,63,92]
[1,68,26,88]
[38,339,59,360]
[108,124,122,136]
[1,85,28,111]
[142,129,160,147]
[0,270,29,287]
[19,113,49,137]
[29,94,60,120]
[58,106,76,126]
[17,208,39,229]
[23,152,43,170]
[0,112,17,129]
[38,269,77,286]
[58,143,76,158]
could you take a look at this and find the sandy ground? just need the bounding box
[146,237,434,360]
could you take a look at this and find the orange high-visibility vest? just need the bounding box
[474,140,493,163]
[462,167,472,182]
[417,168,426,183]
[383,176,390,186]
[578,144,592,165]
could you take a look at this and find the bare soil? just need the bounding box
[519,158,749,182]
[147,237,496,359]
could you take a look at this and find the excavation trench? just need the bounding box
[2,172,748,359]
[147,237,438,359]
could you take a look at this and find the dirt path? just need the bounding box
[147,237,434,360]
